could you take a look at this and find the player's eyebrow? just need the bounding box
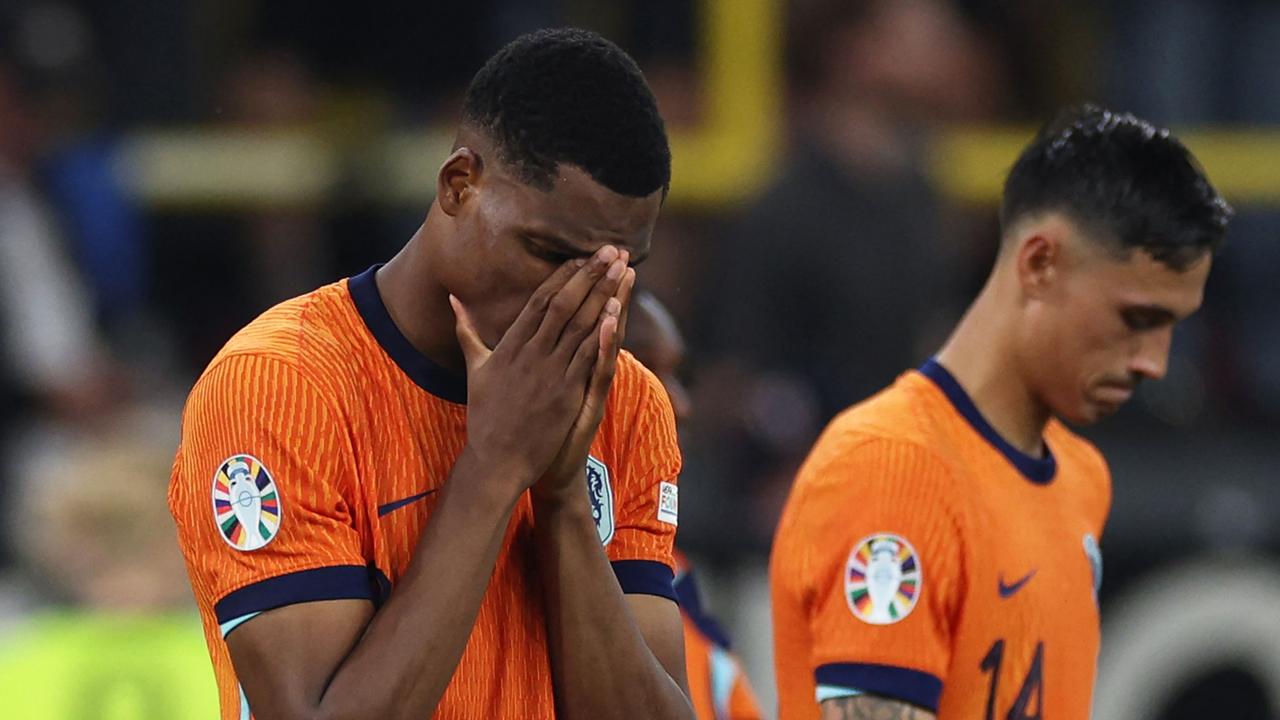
[526,231,649,266]
[1122,303,1180,326]
[525,232,592,257]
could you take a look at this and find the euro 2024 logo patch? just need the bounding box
[212,454,281,551]
[845,533,921,625]
[586,455,614,546]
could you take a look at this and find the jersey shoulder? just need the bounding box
[601,350,674,441]
[196,279,367,398]
[1045,420,1112,522]
[796,372,962,495]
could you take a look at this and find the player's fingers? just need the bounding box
[553,255,627,359]
[612,267,637,349]
[589,309,622,401]
[502,259,584,348]
[567,296,618,381]
[532,245,619,351]
[450,294,492,372]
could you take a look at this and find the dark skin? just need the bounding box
[225,127,692,719]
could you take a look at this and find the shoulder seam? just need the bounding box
[197,352,348,438]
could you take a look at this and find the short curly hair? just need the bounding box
[462,27,671,198]
[1001,105,1232,271]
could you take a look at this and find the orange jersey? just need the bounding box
[674,552,764,720]
[771,360,1110,719]
[169,266,682,720]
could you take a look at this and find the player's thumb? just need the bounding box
[449,294,491,369]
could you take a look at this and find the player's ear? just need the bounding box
[437,147,483,217]
[1014,227,1061,299]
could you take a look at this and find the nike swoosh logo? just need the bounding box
[998,569,1037,598]
[377,489,439,517]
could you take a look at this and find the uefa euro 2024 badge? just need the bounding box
[845,533,921,625]
[212,454,282,551]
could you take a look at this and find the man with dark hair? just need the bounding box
[624,290,763,720]
[170,29,694,719]
[771,105,1231,720]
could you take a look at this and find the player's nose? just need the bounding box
[1129,326,1172,381]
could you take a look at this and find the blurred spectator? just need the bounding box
[0,54,120,564]
[689,0,1003,553]
[625,290,764,720]
[1097,0,1280,425]
[151,48,332,371]
[0,407,215,718]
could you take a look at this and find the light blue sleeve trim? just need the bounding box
[219,611,262,638]
[816,684,866,702]
[239,684,252,720]
[709,646,738,720]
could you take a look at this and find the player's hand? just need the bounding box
[533,256,636,507]
[452,246,631,496]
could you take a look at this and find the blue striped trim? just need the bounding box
[214,565,376,624]
[709,646,738,720]
[814,663,942,712]
[611,560,677,601]
[219,612,261,638]
[816,684,865,702]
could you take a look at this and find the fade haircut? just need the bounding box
[1000,105,1232,270]
[461,27,671,198]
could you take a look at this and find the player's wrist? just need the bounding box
[530,469,590,513]
[453,445,540,505]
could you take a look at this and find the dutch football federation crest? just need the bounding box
[845,533,921,625]
[212,454,281,551]
[1083,532,1103,599]
[586,455,614,545]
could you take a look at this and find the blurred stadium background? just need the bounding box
[2,0,1280,717]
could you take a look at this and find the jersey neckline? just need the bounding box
[348,264,468,404]
[917,358,1057,484]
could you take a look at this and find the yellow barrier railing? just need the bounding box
[113,0,1280,210]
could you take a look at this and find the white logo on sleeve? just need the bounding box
[586,455,615,545]
[844,533,921,625]
[211,454,281,551]
[657,482,679,526]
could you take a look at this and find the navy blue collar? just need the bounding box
[918,358,1056,484]
[349,265,468,404]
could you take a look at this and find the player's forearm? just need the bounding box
[317,450,523,720]
[533,497,694,720]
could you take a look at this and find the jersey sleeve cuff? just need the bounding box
[213,565,377,624]
[611,559,676,601]
[814,662,943,712]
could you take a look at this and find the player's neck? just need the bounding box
[375,228,467,375]
[935,285,1052,458]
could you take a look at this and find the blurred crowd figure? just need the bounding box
[0,409,216,718]
[683,0,1004,555]
[0,50,124,568]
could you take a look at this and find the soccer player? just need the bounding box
[625,290,764,720]
[169,29,695,719]
[770,106,1232,719]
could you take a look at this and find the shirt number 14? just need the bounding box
[980,639,1044,720]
